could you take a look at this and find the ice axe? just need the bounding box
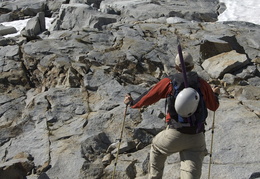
[177,38,196,125]
[177,38,188,88]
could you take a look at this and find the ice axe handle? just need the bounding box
[177,39,188,88]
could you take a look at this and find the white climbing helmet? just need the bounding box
[174,87,200,118]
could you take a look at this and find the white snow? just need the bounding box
[1,17,54,38]
[218,0,260,25]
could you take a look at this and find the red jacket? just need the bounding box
[130,76,219,122]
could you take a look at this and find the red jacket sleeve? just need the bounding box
[199,78,219,111]
[131,78,173,108]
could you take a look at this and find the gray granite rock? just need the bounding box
[0,1,259,179]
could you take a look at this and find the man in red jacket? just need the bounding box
[124,51,220,179]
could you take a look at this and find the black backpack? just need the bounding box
[166,72,208,133]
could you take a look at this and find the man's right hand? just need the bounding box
[124,94,133,105]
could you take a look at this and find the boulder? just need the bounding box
[202,50,250,79]
[21,12,46,39]
[0,24,17,36]
[0,11,13,23]
[100,0,219,22]
[50,4,118,31]
[200,38,233,60]
[46,0,67,14]
[111,140,137,154]
[0,0,46,16]
[0,158,34,179]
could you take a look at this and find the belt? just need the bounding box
[168,122,191,129]
[168,124,200,134]
[167,119,204,134]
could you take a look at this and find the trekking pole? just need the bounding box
[112,101,129,179]
[208,111,216,179]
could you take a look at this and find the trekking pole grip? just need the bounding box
[125,93,132,106]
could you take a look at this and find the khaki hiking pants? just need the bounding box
[149,127,207,179]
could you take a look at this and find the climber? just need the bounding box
[124,51,220,179]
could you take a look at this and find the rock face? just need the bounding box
[0,0,259,179]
